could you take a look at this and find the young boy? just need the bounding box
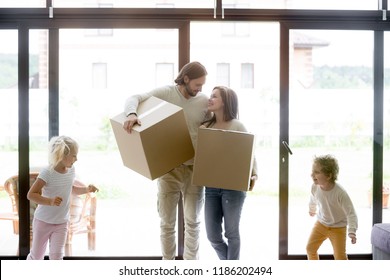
[306,154,358,260]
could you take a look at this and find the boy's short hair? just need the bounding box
[314,154,339,182]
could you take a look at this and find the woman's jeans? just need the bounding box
[205,187,246,260]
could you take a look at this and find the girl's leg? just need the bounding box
[27,218,51,260]
[306,221,328,260]
[48,222,68,260]
[328,226,348,260]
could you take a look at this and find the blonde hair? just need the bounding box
[48,136,78,168]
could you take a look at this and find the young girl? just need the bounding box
[201,86,258,260]
[27,136,99,260]
[306,154,358,260]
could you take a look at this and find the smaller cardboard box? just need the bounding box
[110,96,194,180]
[192,127,255,191]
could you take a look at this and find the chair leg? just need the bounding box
[88,230,96,251]
[65,233,72,256]
[13,220,19,234]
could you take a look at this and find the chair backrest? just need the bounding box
[3,173,40,221]
[69,192,97,233]
[4,173,96,224]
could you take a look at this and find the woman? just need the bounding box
[201,86,258,260]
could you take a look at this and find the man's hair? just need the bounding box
[174,61,207,85]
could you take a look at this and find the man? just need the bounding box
[123,61,209,260]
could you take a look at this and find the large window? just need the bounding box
[192,21,280,260]
[288,30,375,255]
[1,3,389,262]
[0,30,19,255]
[57,28,178,257]
[0,29,49,255]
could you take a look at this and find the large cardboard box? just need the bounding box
[110,96,194,180]
[192,127,255,191]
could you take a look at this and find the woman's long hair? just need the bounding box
[202,86,239,128]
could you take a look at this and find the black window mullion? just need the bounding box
[48,28,59,140]
[373,30,384,224]
[18,25,30,258]
[279,22,289,260]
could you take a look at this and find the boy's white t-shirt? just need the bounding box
[309,182,358,235]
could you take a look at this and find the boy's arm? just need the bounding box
[308,184,317,216]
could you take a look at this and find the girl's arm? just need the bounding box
[72,179,99,195]
[27,178,62,206]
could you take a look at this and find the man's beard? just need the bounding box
[185,83,197,97]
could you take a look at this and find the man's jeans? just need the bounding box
[158,165,204,260]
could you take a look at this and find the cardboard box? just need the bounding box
[110,96,194,180]
[192,127,255,191]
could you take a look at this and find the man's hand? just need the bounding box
[123,114,141,133]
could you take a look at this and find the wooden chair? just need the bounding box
[66,191,97,255]
[0,184,19,234]
[3,173,97,256]
[2,173,39,235]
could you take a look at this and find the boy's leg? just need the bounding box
[306,221,328,260]
[329,226,348,260]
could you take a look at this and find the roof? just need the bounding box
[293,32,330,48]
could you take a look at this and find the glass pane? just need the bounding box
[191,22,280,260]
[58,28,178,257]
[224,0,377,10]
[383,32,390,220]
[289,30,374,256]
[0,30,19,255]
[53,0,213,8]
[29,29,50,255]
[0,29,50,256]
[0,0,45,8]
[29,29,49,164]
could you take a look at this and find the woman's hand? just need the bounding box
[249,175,258,191]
